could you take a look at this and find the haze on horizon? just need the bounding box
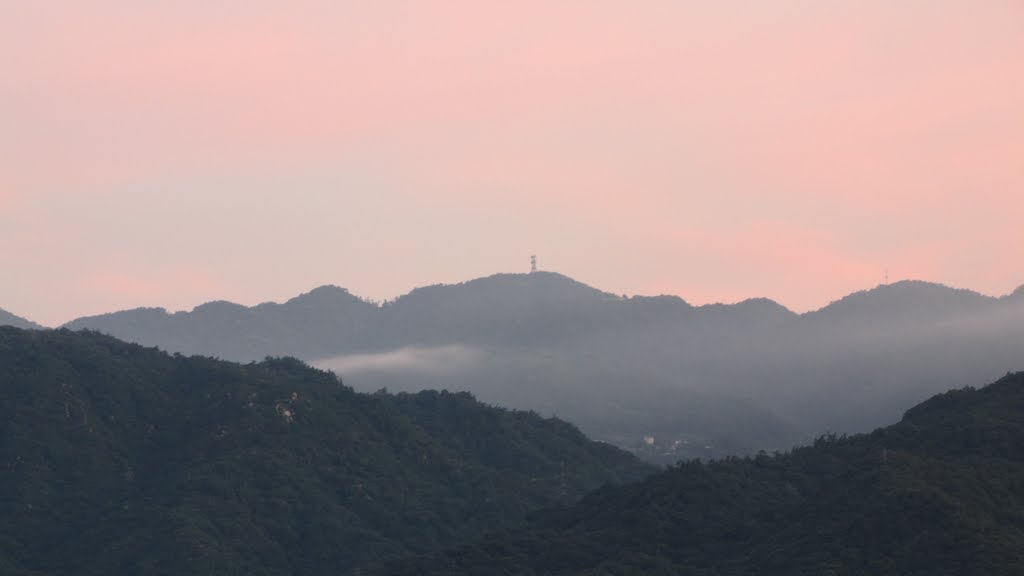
[3,1,1023,326]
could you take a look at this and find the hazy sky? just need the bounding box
[3,1,1022,325]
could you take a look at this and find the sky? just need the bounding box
[2,1,1023,326]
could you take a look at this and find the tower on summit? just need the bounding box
[530,255,537,274]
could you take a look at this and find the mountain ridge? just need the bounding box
[388,371,1024,575]
[0,326,652,576]
[0,307,41,330]
[62,272,1024,462]
[60,274,1024,329]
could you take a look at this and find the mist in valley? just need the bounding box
[308,292,1024,462]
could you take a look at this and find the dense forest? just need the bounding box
[0,327,651,575]
[386,371,1024,575]
[4,324,1023,575]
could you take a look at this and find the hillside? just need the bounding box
[0,327,651,576]
[62,285,378,360]
[64,274,1024,461]
[388,372,1024,575]
[0,308,41,330]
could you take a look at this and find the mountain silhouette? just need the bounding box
[0,307,41,330]
[389,371,1024,575]
[1006,284,1024,301]
[0,327,651,576]
[808,280,995,326]
[65,285,377,360]
[64,273,1024,462]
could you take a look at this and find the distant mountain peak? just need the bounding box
[696,297,796,323]
[284,284,358,304]
[882,279,982,295]
[735,296,792,311]
[399,271,613,303]
[494,271,612,295]
[737,298,797,319]
[628,294,691,307]
[191,300,249,315]
[277,285,374,317]
[885,279,944,288]
[469,270,595,287]
[853,279,965,298]
[810,279,991,320]
[0,307,42,330]
[306,284,350,296]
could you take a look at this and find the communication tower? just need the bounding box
[530,255,537,273]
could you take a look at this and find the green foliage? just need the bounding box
[389,372,1024,575]
[0,327,651,575]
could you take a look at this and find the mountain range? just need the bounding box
[47,272,1024,461]
[5,324,1023,574]
[387,371,1024,575]
[0,327,650,576]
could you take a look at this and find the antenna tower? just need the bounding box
[530,255,537,274]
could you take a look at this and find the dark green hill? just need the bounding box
[0,327,651,576]
[389,372,1024,575]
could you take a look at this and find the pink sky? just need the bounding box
[2,1,1023,325]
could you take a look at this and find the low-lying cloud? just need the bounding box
[314,345,484,377]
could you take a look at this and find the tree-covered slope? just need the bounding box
[389,372,1024,575]
[0,327,651,576]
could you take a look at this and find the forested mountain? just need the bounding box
[388,372,1024,575]
[65,273,1024,461]
[0,327,651,576]
[0,308,40,330]
[62,285,377,361]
